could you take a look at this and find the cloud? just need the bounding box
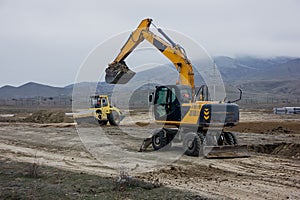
[0,0,299,87]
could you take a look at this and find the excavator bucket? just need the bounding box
[203,145,250,159]
[105,62,135,84]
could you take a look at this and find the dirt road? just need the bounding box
[0,110,300,200]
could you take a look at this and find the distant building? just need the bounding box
[273,107,300,114]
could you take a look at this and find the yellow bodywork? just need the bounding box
[109,18,195,92]
[155,101,215,126]
[74,95,124,125]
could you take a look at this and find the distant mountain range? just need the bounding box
[0,82,114,99]
[0,56,299,99]
[0,82,72,99]
[214,56,300,97]
[214,56,300,82]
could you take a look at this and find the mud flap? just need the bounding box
[204,145,250,159]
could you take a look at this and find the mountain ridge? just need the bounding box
[0,56,299,99]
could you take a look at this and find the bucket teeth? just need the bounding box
[105,62,135,84]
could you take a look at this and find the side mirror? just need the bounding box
[228,88,242,103]
[149,93,154,103]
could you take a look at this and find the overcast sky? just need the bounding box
[0,0,299,87]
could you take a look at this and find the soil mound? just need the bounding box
[249,143,300,158]
[227,121,300,135]
[24,110,72,123]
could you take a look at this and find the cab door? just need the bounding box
[153,86,181,121]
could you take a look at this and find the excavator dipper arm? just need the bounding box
[105,18,195,91]
[105,19,151,84]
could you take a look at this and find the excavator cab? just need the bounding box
[153,85,192,122]
[195,85,210,101]
[90,95,109,108]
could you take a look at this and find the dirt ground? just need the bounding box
[0,109,300,199]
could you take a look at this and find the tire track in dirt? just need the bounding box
[0,141,117,176]
[1,122,300,199]
[138,156,300,199]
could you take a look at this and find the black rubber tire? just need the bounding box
[206,134,216,146]
[183,132,202,157]
[223,131,235,145]
[96,109,102,121]
[197,132,206,156]
[152,129,168,151]
[108,111,120,126]
[227,132,238,145]
[164,132,173,150]
[98,120,108,126]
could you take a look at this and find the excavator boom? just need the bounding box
[105,18,195,91]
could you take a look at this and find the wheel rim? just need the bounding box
[112,111,119,122]
[187,140,194,150]
[154,135,160,146]
[114,113,120,122]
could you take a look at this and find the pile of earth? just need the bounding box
[24,110,73,123]
[0,110,74,123]
[249,143,300,159]
[226,121,300,135]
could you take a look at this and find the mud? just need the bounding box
[0,110,300,199]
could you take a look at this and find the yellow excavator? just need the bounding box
[105,18,248,158]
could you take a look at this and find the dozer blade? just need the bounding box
[105,62,136,84]
[73,111,99,125]
[204,145,250,159]
[75,116,98,125]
